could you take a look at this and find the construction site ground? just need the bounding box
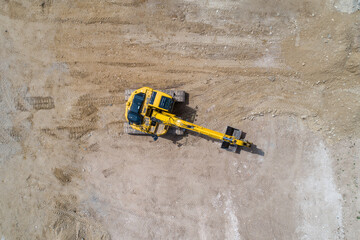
[0,0,359,239]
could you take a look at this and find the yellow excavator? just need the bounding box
[124,87,252,152]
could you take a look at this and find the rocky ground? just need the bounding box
[0,0,359,239]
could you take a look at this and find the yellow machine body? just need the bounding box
[125,87,252,148]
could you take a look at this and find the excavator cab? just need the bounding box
[127,92,145,125]
[125,87,177,136]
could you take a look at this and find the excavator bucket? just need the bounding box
[221,126,242,152]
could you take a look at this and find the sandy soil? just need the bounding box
[0,0,359,239]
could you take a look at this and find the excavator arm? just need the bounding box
[151,111,252,148]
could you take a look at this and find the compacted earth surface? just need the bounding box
[0,0,359,239]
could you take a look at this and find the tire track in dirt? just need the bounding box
[24,96,55,110]
[76,94,122,107]
[40,93,124,140]
[58,125,97,139]
[46,195,111,240]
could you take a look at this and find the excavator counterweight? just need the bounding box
[125,87,252,152]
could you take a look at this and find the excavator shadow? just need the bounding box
[172,94,197,123]
[161,132,186,145]
[161,97,197,144]
[236,132,265,156]
[240,143,265,156]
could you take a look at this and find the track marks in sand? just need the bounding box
[76,94,122,107]
[47,195,110,240]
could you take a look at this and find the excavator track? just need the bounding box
[125,89,185,102]
[123,122,184,135]
[123,122,148,135]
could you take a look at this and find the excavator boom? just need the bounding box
[151,111,252,148]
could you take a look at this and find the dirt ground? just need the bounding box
[0,0,359,239]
